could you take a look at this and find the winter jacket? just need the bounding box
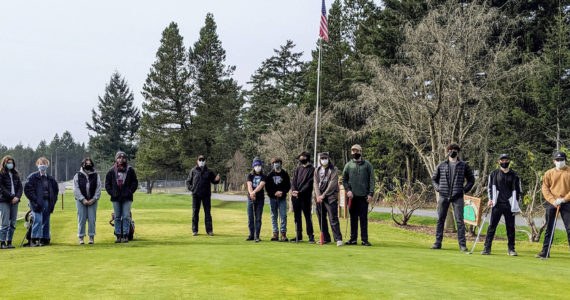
[314,165,339,202]
[185,166,220,198]
[342,159,375,197]
[292,164,315,198]
[24,171,59,213]
[541,166,570,205]
[265,169,291,200]
[0,170,23,203]
[73,168,102,202]
[431,159,475,201]
[105,165,138,202]
[487,169,522,213]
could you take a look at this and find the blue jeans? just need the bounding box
[76,200,98,237]
[31,200,51,239]
[269,198,287,233]
[112,201,132,235]
[0,202,18,241]
[247,198,264,238]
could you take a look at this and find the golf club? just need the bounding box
[467,208,490,255]
[319,199,325,245]
[543,206,560,261]
[344,195,352,243]
[252,197,257,242]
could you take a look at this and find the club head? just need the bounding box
[466,252,473,255]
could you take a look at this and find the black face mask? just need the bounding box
[500,162,510,169]
[300,159,308,165]
[84,165,93,171]
[352,153,361,160]
[449,151,458,158]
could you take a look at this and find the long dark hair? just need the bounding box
[0,155,18,175]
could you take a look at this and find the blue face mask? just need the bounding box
[6,163,14,170]
[38,165,48,172]
[273,163,281,169]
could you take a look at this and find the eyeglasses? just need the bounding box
[198,158,205,162]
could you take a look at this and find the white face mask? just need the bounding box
[198,161,205,167]
[320,159,329,166]
[254,166,262,173]
[556,161,566,169]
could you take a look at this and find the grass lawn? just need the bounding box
[2,192,570,299]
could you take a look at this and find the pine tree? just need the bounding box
[87,71,140,167]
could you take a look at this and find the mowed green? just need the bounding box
[2,192,570,299]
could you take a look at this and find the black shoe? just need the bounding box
[535,250,549,259]
[6,241,14,249]
[115,235,121,243]
[459,245,468,252]
[322,241,331,245]
[40,238,49,246]
[0,241,6,249]
[207,232,214,236]
[430,243,441,249]
[481,247,491,255]
[361,241,372,246]
[344,240,357,245]
[121,235,129,243]
[245,236,254,241]
[508,249,518,256]
[308,236,315,244]
[290,237,302,243]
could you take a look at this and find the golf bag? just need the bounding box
[21,210,34,247]
[109,211,135,240]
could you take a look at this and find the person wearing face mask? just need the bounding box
[314,152,343,246]
[105,151,138,243]
[264,157,291,241]
[482,154,522,256]
[430,143,475,252]
[246,158,266,242]
[536,151,570,258]
[73,158,102,245]
[342,145,375,246]
[185,155,221,236]
[0,156,23,249]
[291,152,315,243]
[24,157,59,247]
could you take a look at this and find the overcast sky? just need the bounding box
[1,0,382,148]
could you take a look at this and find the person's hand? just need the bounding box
[215,174,220,181]
[367,195,372,203]
[82,199,89,205]
[487,200,493,207]
[317,195,323,203]
[249,192,256,201]
[347,191,353,199]
[275,191,283,198]
[88,200,95,206]
[554,198,564,206]
[292,191,298,197]
[11,197,19,204]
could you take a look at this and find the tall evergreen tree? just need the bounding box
[188,13,244,173]
[138,21,193,190]
[87,71,140,167]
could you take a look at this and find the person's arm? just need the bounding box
[431,165,441,192]
[210,171,220,184]
[15,175,23,199]
[463,163,475,193]
[105,171,113,196]
[283,171,291,194]
[487,172,493,205]
[186,170,194,191]
[265,172,275,196]
[367,162,375,196]
[515,174,523,202]
[253,180,266,194]
[313,168,322,197]
[323,168,339,198]
[0,174,13,200]
[130,169,139,194]
[298,168,314,194]
[73,174,86,202]
[342,164,350,192]
[541,171,556,205]
[93,174,103,202]
[291,167,299,192]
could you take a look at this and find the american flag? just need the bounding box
[319,0,329,42]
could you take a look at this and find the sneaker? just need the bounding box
[0,241,6,249]
[245,236,254,241]
[535,250,549,259]
[88,236,94,244]
[255,238,261,243]
[344,240,357,245]
[361,241,372,246]
[115,235,121,243]
[308,236,315,244]
[192,232,198,236]
[207,232,214,236]
[121,235,129,243]
[78,237,84,245]
[5,241,15,249]
[337,241,343,247]
[481,248,491,255]
[508,249,518,256]
[459,245,468,252]
[430,243,442,250]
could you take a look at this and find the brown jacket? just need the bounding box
[313,165,339,201]
[541,166,570,205]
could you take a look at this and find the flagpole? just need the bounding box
[313,39,322,166]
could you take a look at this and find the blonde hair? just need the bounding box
[36,157,50,167]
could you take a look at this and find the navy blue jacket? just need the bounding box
[431,159,475,201]
[24,171,59,213]
[0,171,23,203]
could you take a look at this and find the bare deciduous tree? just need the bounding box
[226,150,248,192]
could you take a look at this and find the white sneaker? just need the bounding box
[88,236,94,244]
[78,237,84,245]
[337,241,343,247]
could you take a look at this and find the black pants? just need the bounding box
[484,202,516,250]
[192,194,212,233]
[316,198,342,242]
[349,196,368,242]
[435,197,466,246]
[292,195,313,240]
[542,202,570,251]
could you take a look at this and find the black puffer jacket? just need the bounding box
[105,165,138,202]
[0,171,23,203]
[431,159,475,201]
[185,166,219,198]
